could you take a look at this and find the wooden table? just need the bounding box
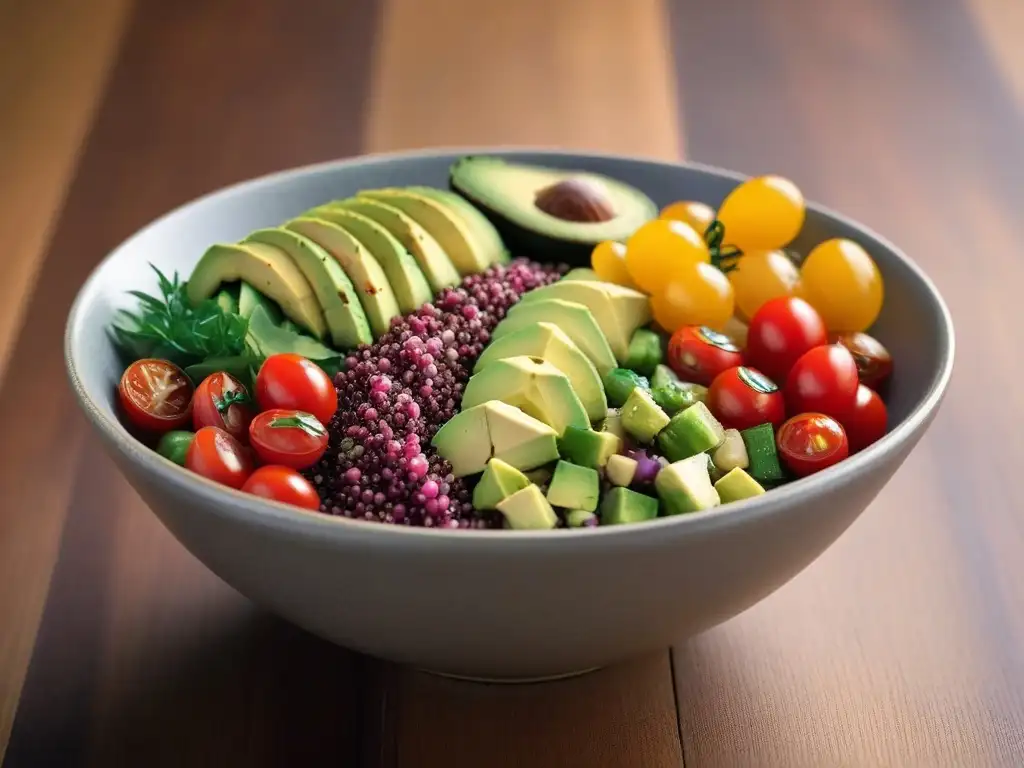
[2,0,1023,765]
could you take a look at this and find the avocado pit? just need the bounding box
[534,177,616,223]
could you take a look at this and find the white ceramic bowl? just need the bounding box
[65,149,954,680]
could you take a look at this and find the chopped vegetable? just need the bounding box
[603,368,649,408]
[712,428,749,473]
[624,328,663,377]
[118,358,194,433]
[739,424,785,484]
[652,380,706,415]
[657,402,725,462]
[620,388,670,444]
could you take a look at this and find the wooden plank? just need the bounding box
[668,0,1024,765]
[2,0,381,764]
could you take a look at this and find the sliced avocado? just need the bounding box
[494,299,616,377]
[215,284,239,315]
[431,404,492,476]
[590,281,653,332]
[657,402,725,462]
[655,454,720,515]
[461,356,590,437]
[238,281,282,323]
[360,189,489,275]
[714,467,765,504]
[620,387,670,444]
[303,207,432,314]
[407,185,509,265]
[326,198,461,291]
[562,267,601,282]
[282,218,399,339]
[606,454,638,487]
[449,156,657,266]
[546,461,599,512]
[474,322,607,422]
[496,484,558,530]
[243,227,372,348]
[557,425,620,469]
[524,465,555,486]
[600,486,659,526]
[473,458,531,510]
[187,242,324,338]
[246,305,344,375]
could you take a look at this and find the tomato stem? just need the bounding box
[215,388,251,414]
[703,220,743,273]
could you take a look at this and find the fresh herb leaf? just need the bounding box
[269,412,327,437]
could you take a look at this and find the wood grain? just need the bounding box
[669,0,1024,764]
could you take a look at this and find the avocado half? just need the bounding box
[449,156,658,266]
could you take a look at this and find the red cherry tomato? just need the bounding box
[707,366,786,431]
[192,372,255,442]
[745,297,828,382]
[242,465,321,510]
[256,354,338,425]
[667,325,744,385]
[249,409,329,470]
[829,331,893,390]
[841,384,888,453]
[784,344,859,419]
[118,358,194,433]
[776,413,849,477]
[185,426,253,488]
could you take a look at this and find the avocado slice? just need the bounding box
[187,242,325,339]
[215,285,239,315]
[243,227,371,348]
[558,425,620,469]
[325,198,461,292]
[238,281,282,323]
[360,189,489,275]
[714,467,765,504]
[449,156,658,266]
[461,356,590,437]
[474,322,607,422]
[302,207,431,314]
[563,267,601,282]
[493,299,617,378]
[407,186,509,265]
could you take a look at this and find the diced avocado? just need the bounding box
[655,454,721,516]
[652,381,707,416]
[650,364,679,390]
[562,268,600,282]
[485,401,560,471]
[620,387,670,444]
[360,189,489,275]
[407,185,509,265]
[496,484,559,530]
[496,299,617,377]
[449,156,657,266]
[714,467,765,504]
[624,328,663,377]
[431,404,492,476]
[475,322,607,421]
[215,285,239,315]
[524,466,554,486]
[187,243,324,338]
[461,356,589,437]
[603,367,649,408]
[600,408,627,443]
[565,509,598,528]
[546,461,599,512]
[238,281,282,323]
[657,402,726,462]
[558,425,621,469]
[600,486,659,526]
[517,281,634,362]
[301,207,432,314]
[246,305,344,376]
[280,219,400,338]
[472,458,531,510]
[606,454,638,487]
[740,423,785,483]
[712,429,749,473]
[244,227,375,347]
[326,198,461,291]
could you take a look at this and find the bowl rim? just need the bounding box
[64,145,956,549]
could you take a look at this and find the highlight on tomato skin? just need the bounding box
[776,412,850,477]
[248,409,329,470]
[242,465,321,511]
[784,344,859,420]
[667,325,744,385]
[744,296,828,384]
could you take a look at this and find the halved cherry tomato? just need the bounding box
[841,384,888,453]
[745,297,828,383]
[256,354,338,425]
[829,331,893,390]
[193,372,255,442]
[185,426,253,488]
[118,358,194,433]
[784,344,859,419]
[249,409,329,470]
[776,413,849,477]
[242,465,321,510]
[667,325,744,385]
[707,366,786,431]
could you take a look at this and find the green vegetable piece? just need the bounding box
[215,284,240,315]
[657,402,725,462]
[600,486,659,526]
[624,328,663,377]
[524,465,555,486]
[238,281,283,323]
[558,425,621,469]
[546,460,600,512]
[714,467,766,504]
[496,484,559,530]
[650,364,680,390]
[620,387,670,444]
[184,355,258,389]
[712,428,749,473]
[246,305,343,375]
[655,454,720,515]
[651,381,707,416]
[157,430,195,466]
[599,408,627,443]
[606,454,638,487]
[740,423,785,483]
[603,367,649,408]
[565,509,598,527]
[473,458,531,510]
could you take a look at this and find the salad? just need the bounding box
[111,157,892,529]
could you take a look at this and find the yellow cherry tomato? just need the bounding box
[625,219,710,293]
[590,240,636,287]
[727,250,802,321]
[716,175,805,252]
[659,200,716,235]
[650,262,734,332]
[799,238,884,332]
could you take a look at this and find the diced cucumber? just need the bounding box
[620,387,670,444]
[650,364,679,390]
[657,402,725,462]
[603,368,649,408]
[740,423,785,483]
[624,328,663,377]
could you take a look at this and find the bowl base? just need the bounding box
[418,665,602,685]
